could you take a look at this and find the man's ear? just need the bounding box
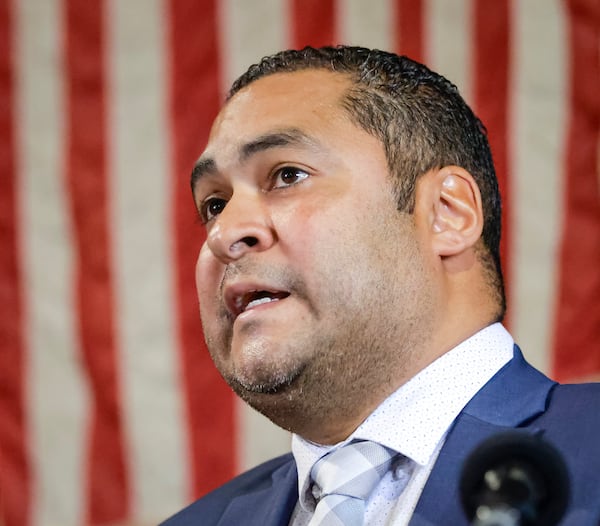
[416,166,484,257]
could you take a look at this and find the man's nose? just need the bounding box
[205,191,275,263]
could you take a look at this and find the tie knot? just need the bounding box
[310,440,396,503]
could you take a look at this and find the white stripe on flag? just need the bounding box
[107,0,188,519]
[339,0,393,51]
[218,0,288,96]
[15,0,88,524]
[511,0,568,373]
[426,0,473,103]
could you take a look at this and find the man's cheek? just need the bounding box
[195,255,220,305]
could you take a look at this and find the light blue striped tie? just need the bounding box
[308,441,397,526]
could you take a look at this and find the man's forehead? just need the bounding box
[216,69,352,123]
[203,70,353,157]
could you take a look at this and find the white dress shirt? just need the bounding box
[290,323,514,525]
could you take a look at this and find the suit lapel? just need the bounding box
[217,459,298,526]
[410,346,556,525]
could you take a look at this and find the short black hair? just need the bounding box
[229,46,505,318]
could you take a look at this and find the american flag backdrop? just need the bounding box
[0,0,599,525]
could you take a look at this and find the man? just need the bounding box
[163,47,600,525]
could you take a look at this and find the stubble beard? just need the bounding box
[208,290,430,440]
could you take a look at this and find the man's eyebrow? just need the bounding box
[191,157,217,190]
[191,128,320,189]
[239,128,319,161]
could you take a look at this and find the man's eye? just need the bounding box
[272,166,309,189]
[201,197,227,223]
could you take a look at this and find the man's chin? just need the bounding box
[236,381,290,395]
[229,367,302,396]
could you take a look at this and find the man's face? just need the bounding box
[193,70,436,441]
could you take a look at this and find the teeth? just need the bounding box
[245,296,277,310]
[232,290,290,315]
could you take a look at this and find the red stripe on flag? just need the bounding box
[472,0,512,322]
[393,0,424,62]
[63,1,130,522]
[291,0,337,48]
[167,0,235,498]
[0,3,31,525]
[552,0,600,381]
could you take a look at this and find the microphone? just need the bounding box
[459,431,570,526]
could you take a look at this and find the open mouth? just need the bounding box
[229,289,290,317]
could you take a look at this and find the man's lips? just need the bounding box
[223,282,291,318]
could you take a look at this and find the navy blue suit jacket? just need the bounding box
[162,347,600,525]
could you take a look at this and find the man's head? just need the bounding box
[192,46,504,443]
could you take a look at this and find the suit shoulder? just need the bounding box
[548,381,600,411]
[160,453,296,525]
[541,381,600,429]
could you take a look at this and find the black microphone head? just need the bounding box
[460,431,570,526]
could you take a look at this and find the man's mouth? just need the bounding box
[225,285,291,318]
[237,290,290,313]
